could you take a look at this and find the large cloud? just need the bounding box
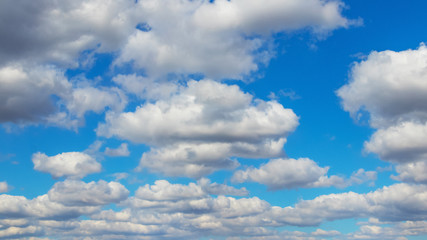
[337,44,427,182]
[98,80,299,177]
[117,0,351,79]
[32,152,101,179]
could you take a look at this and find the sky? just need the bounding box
[1,0,427,239]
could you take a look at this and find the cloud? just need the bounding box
[0,64,127,128]
[337,44,427,182]
[0,0,140,67]
[0,194,99,220]
[104,143,130,157]
[134,179,247,202]
[47,180,129,206]
[364,121,427,163]
[0,182,9,193]
[337,44,427,128]
[0,226,43,240]
[0,65,70,124]
[232,158,376,190]
[348,220,427,240]
[65,86,127,118]
[272,183,427,226]
[392,161,427,183]
[98,80,299,178]
[1,181,426,239]
[117,0,351,79]
[32,152,101,179]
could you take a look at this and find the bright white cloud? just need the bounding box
[232,158,343,189]
[364,121,427,163]
[338,44,427,183]
[337,44,427,128]
[98,79,298,178]
[47,180,129,206]
[232,158,376,190]
[117,0,351,79]
[32,152,101,179]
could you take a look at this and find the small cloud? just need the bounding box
[105,143,130,157]
[0,181,11,193]
[111,172,129,181]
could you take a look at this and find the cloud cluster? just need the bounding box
[0,0,351,128]
[1,180,427,239]
[232,158,376,190]
[338,44,427,182]
[98,79,299,178]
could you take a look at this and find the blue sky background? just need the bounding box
[1,0,427,239]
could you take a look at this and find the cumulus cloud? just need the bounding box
[104,143,130,157]
[232,158,376,190]
[32,152,101,179]
[337,44,427,128]
[98,80,299,178]
[392,161,427,183]
[338,44,427,182]
[0,0,140,67]
[272,183,427,226]
[0,194,98,220]
[117,0,351,79]
[0,65,70,124]
[1,181,426,239]
[47,180,129,206]
[364,121,427,163]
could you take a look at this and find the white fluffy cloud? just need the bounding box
[117,0,351,79]
[337,44,427,128]
[338,44,427,182]
[47,180,129,206]
[364,121,427,163]
[98,80,298,178]
[232,158,376,190]
[32,152,101,179]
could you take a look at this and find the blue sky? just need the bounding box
[1,0,427,239]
